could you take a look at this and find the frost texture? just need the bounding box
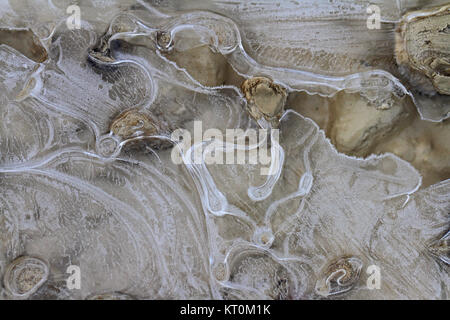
[0,1,448,300]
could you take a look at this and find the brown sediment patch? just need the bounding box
[241,76,287,127]
[315,256,363,297]
[110,109,159,139]
[0,28,47,63]
[110,108,173,150]
[3,256,49,299]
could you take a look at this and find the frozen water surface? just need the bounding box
[0,0,448,299]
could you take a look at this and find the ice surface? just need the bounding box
[0,0,448,299]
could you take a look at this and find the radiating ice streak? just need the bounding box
[134,157,207,232]
[20,167,173,290]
